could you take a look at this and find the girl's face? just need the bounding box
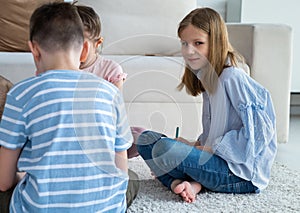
[180,24,209,71]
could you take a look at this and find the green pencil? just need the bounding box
[175,127,179,138]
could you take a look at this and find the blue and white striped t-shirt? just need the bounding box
[0,70,133,213]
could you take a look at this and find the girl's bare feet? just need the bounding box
[171,180,202,203]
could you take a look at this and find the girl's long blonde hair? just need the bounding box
[177,8,244,96]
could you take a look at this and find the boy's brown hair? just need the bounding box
[0,76,13,120]
[29,2,84,53]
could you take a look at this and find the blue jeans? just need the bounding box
[137,131,257,193]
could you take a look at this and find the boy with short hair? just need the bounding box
[0,2,133,212]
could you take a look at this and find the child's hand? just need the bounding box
[195,145,213,153]
[175,137,199,147]
[175,138,212,153]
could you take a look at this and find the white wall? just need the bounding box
[197,0,227,19]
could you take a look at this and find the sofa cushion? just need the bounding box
[105,55,202,103]
[0,0,63,52]
[0,52,35,83]
[107,55,203,138]
[77,0,197,56]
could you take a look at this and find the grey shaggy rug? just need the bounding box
[127,156,300,213]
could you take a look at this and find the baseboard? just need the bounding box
[290,93,300,115]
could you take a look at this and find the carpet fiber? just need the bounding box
[127,156,300,213]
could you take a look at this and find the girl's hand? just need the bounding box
[175,137,200,147]
[195,145,213,153]
[114,79,124,90]
[174,138,212,153]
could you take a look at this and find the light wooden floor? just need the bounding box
[275,115,300,172]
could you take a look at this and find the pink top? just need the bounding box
[82,56,127,83]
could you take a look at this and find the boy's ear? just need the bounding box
[80,41,89,63]
[28,41,41,62]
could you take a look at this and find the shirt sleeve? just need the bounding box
[112,91,133,152]
[0,93,27,149]
[212,73,276,164]
[103,60,127,84]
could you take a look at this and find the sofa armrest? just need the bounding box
[227,23,293,143]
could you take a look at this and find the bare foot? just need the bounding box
[171,180,202,203]
[150,171,157,179]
